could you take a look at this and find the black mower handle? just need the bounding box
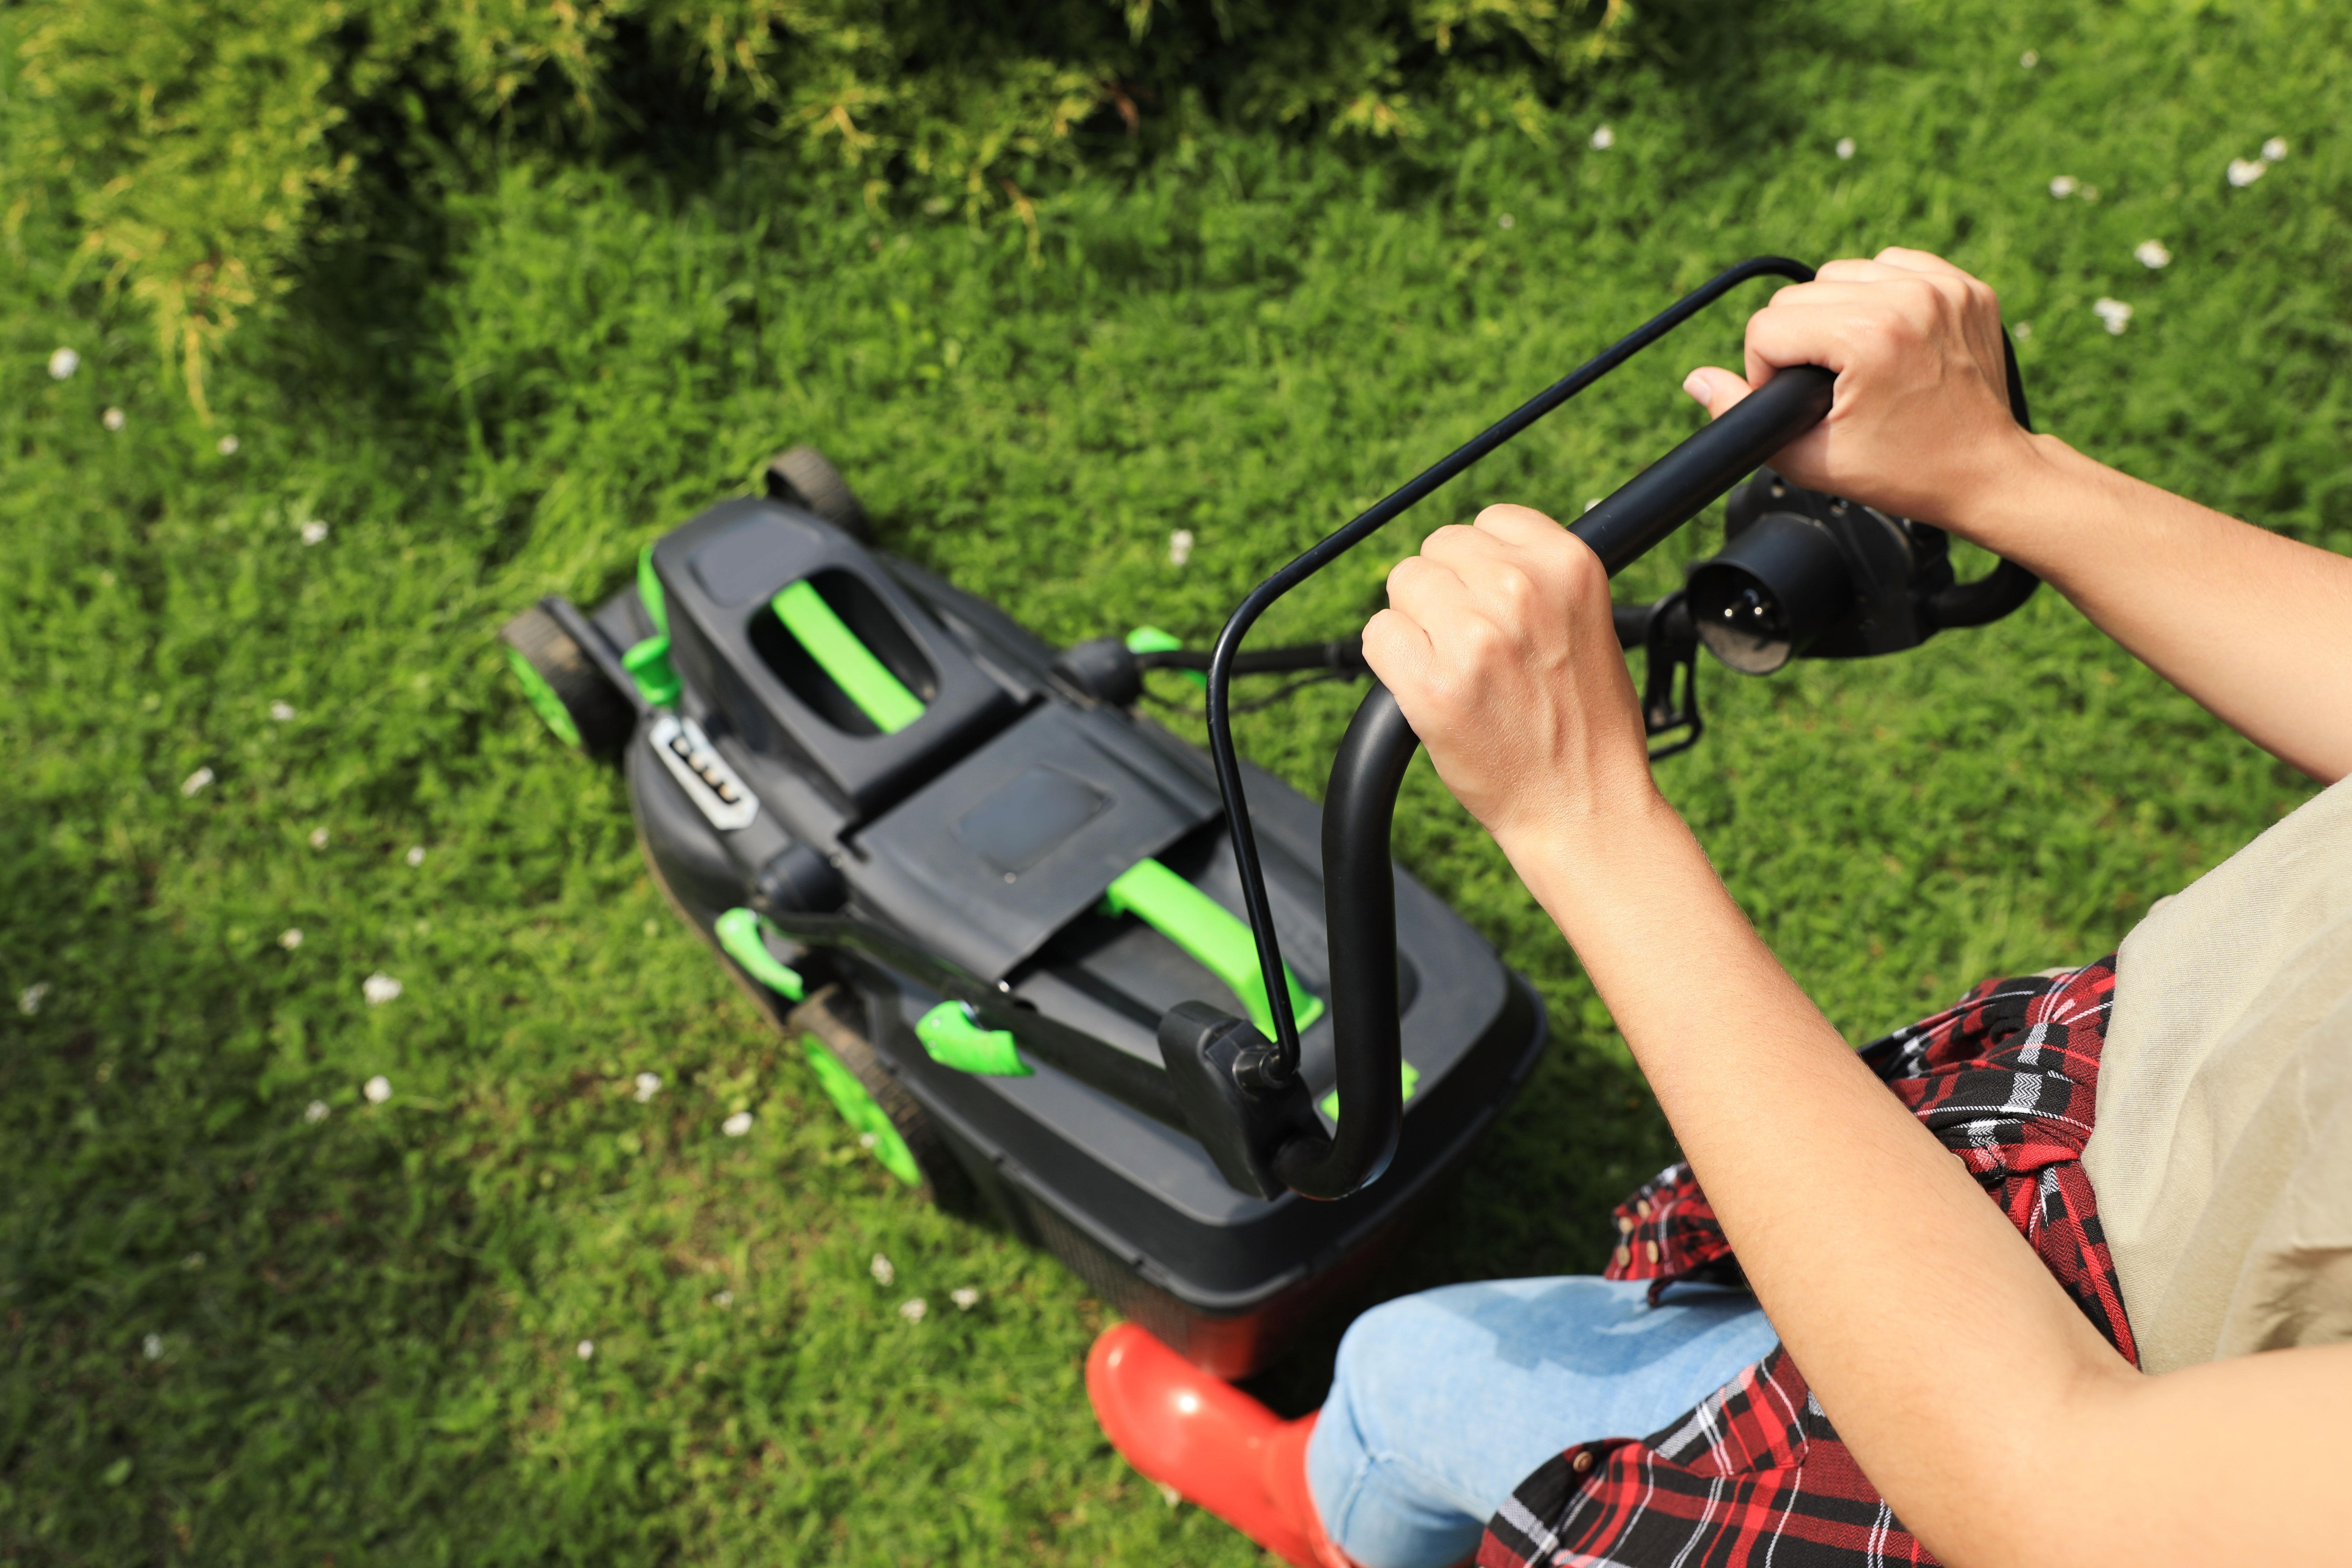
[1285,365,1834,1198]
[1160,258,1825,1204]
[1164,258,2040,1204]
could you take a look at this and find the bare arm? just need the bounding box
[1364,271,2352,1558]
[1682,250,2352,782]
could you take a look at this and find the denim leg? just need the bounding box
[1305,1276,1778,1568]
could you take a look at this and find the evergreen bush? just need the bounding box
[5,0,1636,412]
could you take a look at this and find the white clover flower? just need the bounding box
[2012,321,2033,341]
[309,827,330,849]
[19,982,51,1016]
[576,1339,595,1360]
[1167,528,1194,566]
[304,1099,330,1124]
[142,1333,164,1361]
[181,766,215,797]
[48,347,79,380]
[1496,212,1515,230]
[1834,137,1856,161]
[363,972,402,1007]
[857,1131,877,1150]
[216,435,239,456]
[2048,175,2078,198]
[2092,298,2135,335]
[299,520,329,546]
[1590,125,1615,150]
[2227,158,2266,188]
[363,1073,393,1102]
[279,928,304,951]
[870,1253,895,1286]
[269,701,296,722]
[1155,1480,1183,1508]
[2133,240,2172,270]
[898,1297,927,1322]
[950,1287,980,1311]
[633,1072,662,1103]
[102,407,126,431]
[2262,137,2287,162]
[2019,49,2039,68]
[722,1111,753,1137]
[711,1289,734,1307]
[404,846,425,867]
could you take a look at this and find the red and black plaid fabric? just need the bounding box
[1480,957,2133,1568]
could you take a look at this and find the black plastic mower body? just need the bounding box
[581,493,1545,1376]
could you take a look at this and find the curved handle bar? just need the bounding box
[1200,258,1821,1087]
[1283,366,1835,1197]
[1278,686,1420,1194]
[1181,261,2039,1202]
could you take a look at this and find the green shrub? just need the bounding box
[5,0,1635,413]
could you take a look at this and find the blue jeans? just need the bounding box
[1304,1277,1778,1568]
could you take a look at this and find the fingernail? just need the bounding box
[1681,369,1710,404]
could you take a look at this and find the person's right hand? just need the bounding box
[1680,248,2043,538]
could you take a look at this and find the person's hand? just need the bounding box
[1680,248,2044,539]
[1363,504,1663,852]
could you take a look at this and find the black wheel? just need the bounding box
[790,986,972,1210]
[764,444,870,541]
[498,603,636,758]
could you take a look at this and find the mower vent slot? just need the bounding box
[750,569,940,737]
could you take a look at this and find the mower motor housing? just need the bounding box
[539,485,1546,1378]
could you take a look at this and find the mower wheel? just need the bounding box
[499,604,636,758]
[791,986,972,1211]
[764,444,871,541]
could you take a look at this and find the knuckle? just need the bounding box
[1494,561,1537,610]
[1559,539,1605,596]
[1457,614,1506,664]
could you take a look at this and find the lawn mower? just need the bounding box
[499,257,2036,1375]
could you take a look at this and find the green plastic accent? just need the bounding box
[638,544,669,637]
[1100,859,1325,1037]
[621,545,681,705]
[504,646,584,748]
[772,580,927,734]
[1126,625,1205,690]
[1321,1060,1421,1124]
[622,634,682,707]
[915,1001,1030,1076]
[714,907,805,1000]
[803,1036,922,1186]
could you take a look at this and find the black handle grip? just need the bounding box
[1571,366,1835,570]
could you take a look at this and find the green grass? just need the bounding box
[6,0,2351,1561]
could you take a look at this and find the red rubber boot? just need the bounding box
[1085,1323,1357,1568]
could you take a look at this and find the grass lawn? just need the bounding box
[6,0,2350,1561]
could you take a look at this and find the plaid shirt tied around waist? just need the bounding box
[1481,958,2133,1568]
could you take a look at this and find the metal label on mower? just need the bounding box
[649,713,758,832]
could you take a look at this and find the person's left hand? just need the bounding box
[1362,504,1661,852]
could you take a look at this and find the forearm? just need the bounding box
[1947,435,2352,782]
[1386,252,2352,1564]
[1498,804,2138,1568]
[1368,470,2350,1565]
